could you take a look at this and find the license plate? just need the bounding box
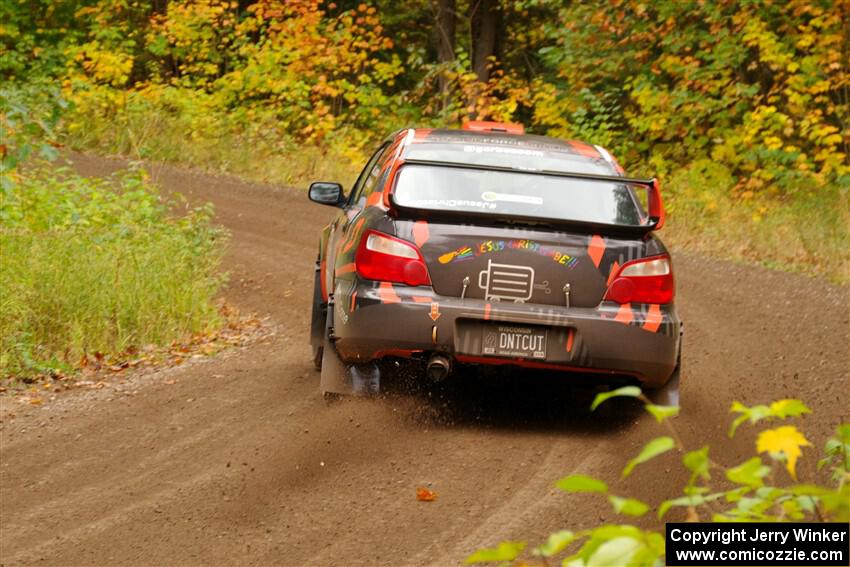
[482,325,547,359]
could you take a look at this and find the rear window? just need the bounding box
[392,164,647,227]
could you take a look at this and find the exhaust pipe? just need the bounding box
[426,355,451,382]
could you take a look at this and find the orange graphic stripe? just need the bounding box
[588,234,606,268]
[569,140,600,158]
[643,304,662,333]
[412,220,430,248]
[378,282,401,304]
[412,128,433,141]
[607,261,620,286]
[566,328,575,353]
[335,263,356,276]
[366,191,384,208]
[614,303,634,325]
[342,218,366,253]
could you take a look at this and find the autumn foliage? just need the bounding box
[4,0,845,179]
[535,1,848,192]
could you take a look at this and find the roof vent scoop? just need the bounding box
[462,120,525,135]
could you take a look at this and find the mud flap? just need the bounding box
[645,340,682,407]
[319,297,380,396]
[310,261,326,370]
[645,365,679,407]
[643,322,685,406]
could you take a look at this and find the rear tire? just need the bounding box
[310,261,326,371]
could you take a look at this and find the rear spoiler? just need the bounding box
[390,159,665,231]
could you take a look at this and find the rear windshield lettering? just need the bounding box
[408,198,497,211]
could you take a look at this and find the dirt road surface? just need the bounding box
[2,155,848,567]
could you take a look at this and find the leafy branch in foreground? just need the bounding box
[466,389,849,567]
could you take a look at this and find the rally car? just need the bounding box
[308,122,683,405]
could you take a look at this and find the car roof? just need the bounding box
[396,128,622,175]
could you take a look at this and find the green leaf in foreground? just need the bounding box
[465,541,526,564]
[728,399,811,438]
[645,404,680,422]
[556,474,608,494]
[769,399,812,419]
[534,530,576,557]
[726,456,770,488]
[608,495,650,517]
[586,535,643,567]
[683,446,711,483]
[658,493,722,518]
[591,386,642,411]
[622,436,675,478]
[564,525,644,566]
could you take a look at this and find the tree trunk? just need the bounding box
[432,0,456,110]
[470,0,499,83]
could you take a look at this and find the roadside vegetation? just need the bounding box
[2,0,848,282]
[0,90,227,382]
[467,392,850,566]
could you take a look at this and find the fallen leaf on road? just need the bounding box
[416,487,437,502]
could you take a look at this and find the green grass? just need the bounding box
[66,94,360,188]
[0,165,227,379]
[662,160,849,284]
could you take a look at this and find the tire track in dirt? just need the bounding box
[1,155,847,567]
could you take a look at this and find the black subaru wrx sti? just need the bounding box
[307,121,683,404]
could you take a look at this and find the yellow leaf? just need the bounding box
[756,425,811,480]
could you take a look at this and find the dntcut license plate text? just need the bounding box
[482,325,547,359]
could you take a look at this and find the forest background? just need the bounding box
[1,0,848,283]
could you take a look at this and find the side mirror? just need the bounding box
[308,182,345,207]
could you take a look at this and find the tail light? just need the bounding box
[355,230,431,287]
[604,255,674,304]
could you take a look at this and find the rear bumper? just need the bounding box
[331,281,682,388]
